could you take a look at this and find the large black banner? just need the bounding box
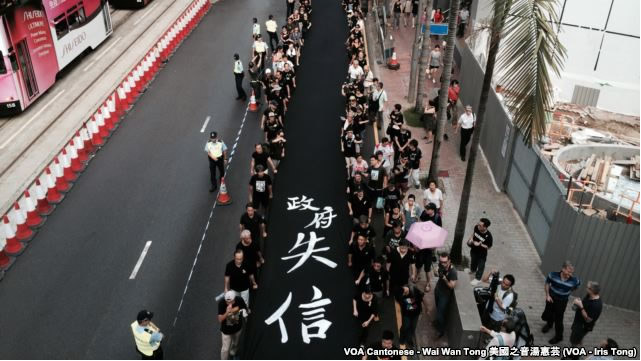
[241,0,359,358]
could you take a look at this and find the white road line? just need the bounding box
[83,37,122,72]
[129,240,153,280]
[172,102,251,328]
[134,2,159,25]
[200,115,211,133]
[0,90,66,149]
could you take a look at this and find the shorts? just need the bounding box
[396,181,409,193]
[415,249,433,272]
[252,195,270,210]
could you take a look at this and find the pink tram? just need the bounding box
[0,0,113,115]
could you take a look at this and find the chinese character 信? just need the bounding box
[281,232,337,273]
[264,286,333,344]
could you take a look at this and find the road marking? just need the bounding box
[83,37,122,72]
[134,2,159,25]
[0,90,66,149]
[200,115,211,133]
[129,240,153,279]
[172,102,251,327]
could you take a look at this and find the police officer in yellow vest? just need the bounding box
[131,310,164,360]
[205,131,228,192]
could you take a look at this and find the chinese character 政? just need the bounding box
[287,196,320,211]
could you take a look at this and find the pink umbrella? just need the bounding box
[406,221,448,249]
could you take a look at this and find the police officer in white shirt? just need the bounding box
[253,35,268,70]
[455,105,475,161]
[233,54,247,101]
[265,15,278,51]
[205,131,228,192]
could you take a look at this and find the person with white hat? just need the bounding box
[217,290,248,359]
[131,310,164,359]
[204,131,228,192]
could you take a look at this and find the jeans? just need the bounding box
[542,295,569,339]
[460,127,473,158]
[469,253,486,281]
[399,314,418,346]
[393,13,401,28]
[286,1,295,16]
[434,289,450,334]
[409,168,420,188]
[234,288,250,306]
[208,158,225,188]
[220,331,241,359]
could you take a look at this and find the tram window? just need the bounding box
[54,13,68,39]
[0,52,6,74]
[8,51,17,72]
[67,7,85,30]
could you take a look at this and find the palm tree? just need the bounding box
[427,0,460,180]
[450,0,566,264]
[408,0,429,104]
[414,0,434,112]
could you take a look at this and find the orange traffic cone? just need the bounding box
[387,52,400,70]
[217,177,232,205]
[248,90,259,112]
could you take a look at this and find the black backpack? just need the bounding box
[503,288,518,310]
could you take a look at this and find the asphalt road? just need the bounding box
[0,0,284,358]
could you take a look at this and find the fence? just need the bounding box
[454,41,640,310]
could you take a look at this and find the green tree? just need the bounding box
[450,0,566,264]
[414,0,434,112]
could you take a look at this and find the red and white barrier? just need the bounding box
[2,216,24,256]
[12,203,34,242]
[22,191,44,228]
[34,179,54,216]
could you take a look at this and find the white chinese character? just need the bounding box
[488,346,499,357]
[540,346,550,357]
[287,196,320,211]
[498,346,510,357]
[550,346,561,357]
[299,286,332,344]
[520,347,529,357]
[282,232,337,273]
[265,292,293,343]
[304,206,337,229]
[530,346,540,357]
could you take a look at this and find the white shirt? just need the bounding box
[486,330,516,349]
[374,143,394,169]
[252,23,260,36]
[348,64,364,80]
[373,88,387,112]
[423,188,443,209]
[253,40,267,53]
[459,8,469,23]
[266,19,278,33]
[458,112,475,129]
[363,70,374,88]
[234,60,243,74]
[490,287,514,321]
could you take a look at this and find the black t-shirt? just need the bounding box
[249,174,272,197]
[390,110,404,127]
[349,242,376,273]
[573,296,603,330]
[236,241,260,272]
[419,211,442,226]
[393,163,409,184]
[404,147,422,170]
[396,286,424,317]
[218,297,247,335]
[382,187,401,211]
[252,151,269,170]
[264,120,283,140]
[225,260,253,292]
[388,249,415,287]
[282,69,295,86]
[349,194,372,218]
[435,265,457,296]
[347,177,366,196]
[342,134,360,157]
[394,131,411,149]
[352,224,377,242]
[270,138,285,160]
[384,230,406,254]
[263,107,280,120]
[354,294,378,322]
[364,266,388,293]
[240,212,265,241]
[368,166,386,190]
[470,225,493,258]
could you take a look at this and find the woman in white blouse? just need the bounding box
[423,180,444,213]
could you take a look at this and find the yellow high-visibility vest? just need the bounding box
[131,321,159,356]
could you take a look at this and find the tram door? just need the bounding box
[15,39,38,100]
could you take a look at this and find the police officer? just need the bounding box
[205,131,228,192]
[131,310,164,360]
[233,53,247,101]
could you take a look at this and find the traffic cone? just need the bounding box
[0,248,14,270]
[23,191,45,228]
[74,132,89,163]
[2,216,25,256]
[60,150,78,182]
[68,141,86,173]
[387,52,400,70]
[45,168,64,204]
[52,159,71,192]
[12,203,34,242]
[217,177,232,205]
[34,179,54,215]
[81,126,95,155]
[248,90,259,112]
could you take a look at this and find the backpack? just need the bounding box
[503,288,518,310]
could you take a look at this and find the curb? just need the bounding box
[0,0,212,275]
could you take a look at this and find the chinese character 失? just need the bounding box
[281,232,337,273]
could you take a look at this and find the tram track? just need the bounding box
[0,0,184,182]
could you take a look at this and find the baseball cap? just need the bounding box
[224,291,236,301]
[210,131,218,139]
[137,310,153,322]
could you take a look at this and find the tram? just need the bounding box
[108,0,152,9]
[0,0,113,115]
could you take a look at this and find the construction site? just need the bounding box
[544,102,640,223]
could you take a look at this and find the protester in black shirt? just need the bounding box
[363,330,400,360]
[367,154,387,200]
[218,291,248,359]
[383,223,406,256]
[387,240,416,294]
[570,281,603,346]
[224,249,258,306]
[434,252,457,338]
[392,127,411,164]
[382,182,401,212]
[468,218,493,285]
[353,287,378,346]
[348,188,372,224]
[349,235,376,280]
[236,230,264,273]
[349,215,377,245]
[396,285,424,347]
[347,172,367,196]
[250,143,278,175]
[239,203,267,243]
[248,165,273,213]
[404,139,422,189]
[361,256,389,297]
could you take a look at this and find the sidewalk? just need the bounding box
[366,17,640,356]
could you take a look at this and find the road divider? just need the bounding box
[0,0,213,278]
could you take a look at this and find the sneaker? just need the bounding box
[541,324,552,333]
[470,279,480,286]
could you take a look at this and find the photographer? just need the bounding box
[433,252,457,338]
[480,319,516,359]
[481,271,516,331]
[570,281,602,346]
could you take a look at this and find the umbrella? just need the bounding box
[405,221,447,249]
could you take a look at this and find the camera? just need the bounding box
[437,264,447,278]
